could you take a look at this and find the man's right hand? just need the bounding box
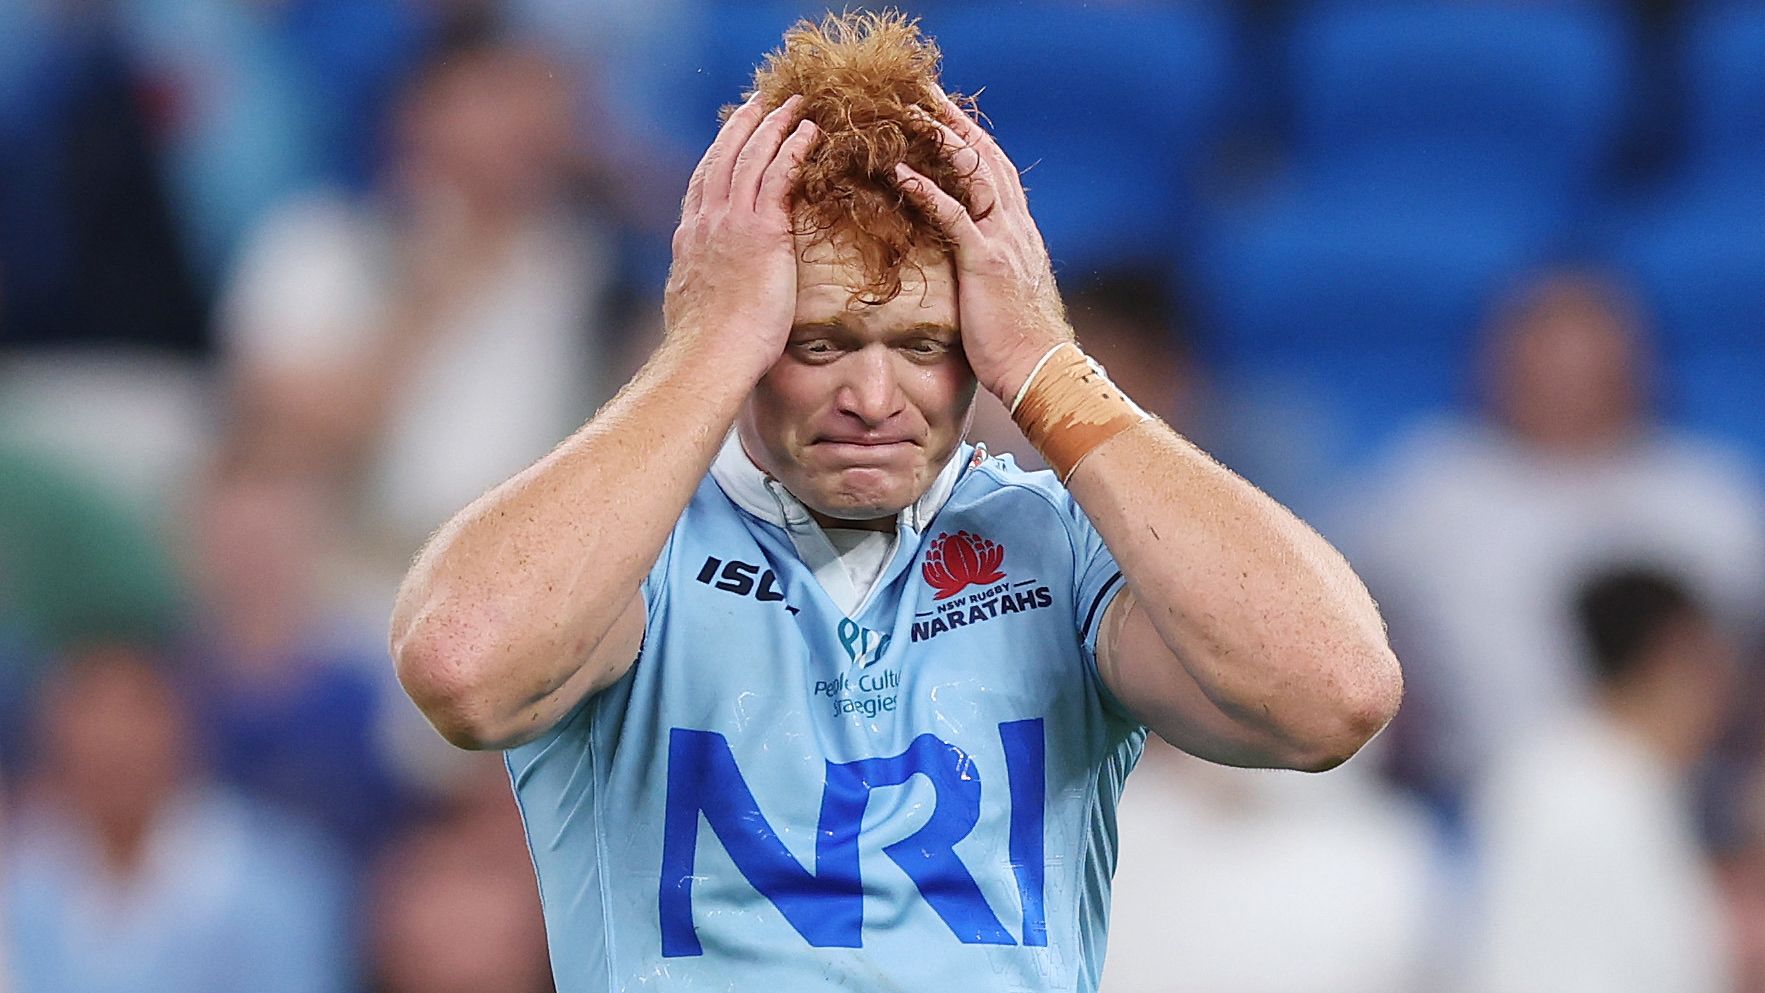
[664,94,819,384]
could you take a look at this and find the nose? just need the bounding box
[834,345,906,427]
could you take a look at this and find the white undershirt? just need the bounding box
[707,431,978,617]
[823,528,895,595]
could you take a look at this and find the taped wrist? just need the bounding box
[1009,342,1150,482]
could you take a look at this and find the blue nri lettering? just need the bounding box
[658,719,1046,955]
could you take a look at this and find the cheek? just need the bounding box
[752,366,826,440]
[905,362,977,429]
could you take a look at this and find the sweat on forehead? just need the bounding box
[739,10,985,306]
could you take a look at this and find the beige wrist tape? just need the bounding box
[1009,342,1150,481]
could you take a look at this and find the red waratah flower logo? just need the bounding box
[922,531,1007,600]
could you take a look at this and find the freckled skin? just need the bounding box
[737,239,977,530]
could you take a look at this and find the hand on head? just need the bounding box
[666,78,1072,408]
[664,94,820,383]
[894,93,1073,403]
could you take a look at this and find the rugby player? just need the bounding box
[392,12,1403,991]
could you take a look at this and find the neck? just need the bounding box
[1603,681,1703,774]
[808,509,894,533]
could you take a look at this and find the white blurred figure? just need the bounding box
[1458,567,1737,993]
[218,29,614,624]
[1101,736,1441,993]
[1339,269,1765,804]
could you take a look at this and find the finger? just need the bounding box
[730,95,805,211]
[894,162,983,246]
[917,112,998,218]
[684,95,767,214]
[935,93,1027,210]
[756,118,820,216]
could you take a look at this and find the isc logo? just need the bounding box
[695,555,785,602]
[660,719,1047,955]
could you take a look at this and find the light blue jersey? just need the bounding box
[506,438,1146,992]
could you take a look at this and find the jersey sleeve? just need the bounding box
[1054,487,1132,717]
[640,522,680,613]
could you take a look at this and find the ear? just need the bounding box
[733,411,773,476]
[958,384,980,439]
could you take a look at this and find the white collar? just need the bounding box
[708,431,977,615]
[708,431,972,535]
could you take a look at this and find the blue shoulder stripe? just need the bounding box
[1080,571,1124,644]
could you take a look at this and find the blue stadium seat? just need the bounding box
[1191,188,1557,462]
[1606,181,1765,461]
[663,2,828,150]
[1195,191,1554,355]
[927,3,1240,273]
[1287,4,1633,210]
[1669,349,1765,463]
[1609,183,1765,351]
[1682,5,1765,182]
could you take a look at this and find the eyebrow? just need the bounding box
[789,321,959,339]
[905,322,959,338]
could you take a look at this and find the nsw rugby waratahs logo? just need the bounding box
[922,530,1007,600]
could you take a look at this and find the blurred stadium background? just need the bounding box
[2,0,1764,990]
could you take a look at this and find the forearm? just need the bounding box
[390,338,753,744]
[1068,420,1402,763]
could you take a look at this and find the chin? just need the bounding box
[809,470,919,521]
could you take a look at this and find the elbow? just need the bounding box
[1290,645,1404,773]
[392,627,511,751]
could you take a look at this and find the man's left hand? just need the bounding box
[894,94,1073,405]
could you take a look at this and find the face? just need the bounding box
[738,239,976,528]
[41,647,190,829]
[1487,275,1645,452]
[404,48,573,210]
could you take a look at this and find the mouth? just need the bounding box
[811,437,917,461]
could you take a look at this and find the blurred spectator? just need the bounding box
[3,644,352,993]
[0,446,184,762]
[1339,267,1765,805]
[182,448,407,862]
[0,445,182,657]
[1457,566,1737,993]
[1719,767,1765,993]
[116,0,423,280]
[1,766,9,991]
[1102,737,1440,993]
[218,27,618,613]
[364,756,551,993]
[0,4,216,520]
[0,2,206,354]
[1709,650,1765,993]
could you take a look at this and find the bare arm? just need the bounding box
[391,96,819,749]
[898,97,1400,770]
[1076,426,1401,771]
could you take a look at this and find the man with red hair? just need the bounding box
[392,12,1402,991]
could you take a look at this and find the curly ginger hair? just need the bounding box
[735,10,987,305]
